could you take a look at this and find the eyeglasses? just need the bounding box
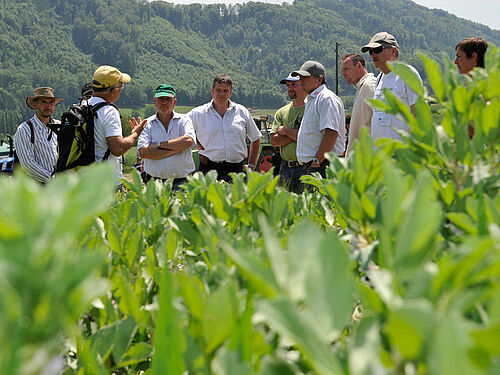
[369,45,392,55]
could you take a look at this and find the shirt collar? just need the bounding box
[356,73,374,89]
[210,99,235,111]
[153,111,181,123]
[308,84,326,99]
[31,114,50,129]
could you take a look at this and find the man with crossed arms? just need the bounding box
[137,84,195,189]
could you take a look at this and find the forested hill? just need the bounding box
[1,0,499,134]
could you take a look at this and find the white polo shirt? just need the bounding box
[137,112,196,179]
[189,100,262,163]
[89,96,123,183]
[371,66,422,142]
[296,84,346,163]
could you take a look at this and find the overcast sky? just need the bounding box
[168,0,500,31]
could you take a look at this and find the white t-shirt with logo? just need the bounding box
[371,66,422,142]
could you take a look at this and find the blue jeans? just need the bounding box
[278,161,306,194]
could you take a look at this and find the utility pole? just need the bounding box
[335,42,339,95]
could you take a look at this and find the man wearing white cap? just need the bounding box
[270,72,307,193]
[14,87,62,182]
[291,61,346,188]
[90,65,146,185]
[361,32,423,143]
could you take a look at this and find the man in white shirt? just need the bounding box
[361,32,423,143]
[137,84,195,189]
[14,87,62,183]
[341,53,376,155]
[291,60,345,186]
[189,74,261,182]
[89,65,146,186]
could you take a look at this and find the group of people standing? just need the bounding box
[270,32,488,193]
[13,31,488,192]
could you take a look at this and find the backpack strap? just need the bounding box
[91,101,119,161]
[26,120,35,144]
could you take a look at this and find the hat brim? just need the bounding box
[120,73,131,83]
[279,78,300,84]
[291,70,311,77]
[361,42,384,53]
[155,93,176,98]
[26,96,63,109]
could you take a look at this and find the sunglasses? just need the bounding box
[369,45,392,55]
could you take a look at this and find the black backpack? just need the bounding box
[48,101,116,172]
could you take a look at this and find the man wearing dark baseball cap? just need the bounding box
[361,32,423,143]
[270,72,307,193]
[137,84,196,189]
[290,60,346,191]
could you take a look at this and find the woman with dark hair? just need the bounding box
[454,37,488,74]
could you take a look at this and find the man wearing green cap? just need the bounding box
[137,84,196,188]
[90,65,146,185]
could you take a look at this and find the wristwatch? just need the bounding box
[248,163,255,169]
[312,157,320,165]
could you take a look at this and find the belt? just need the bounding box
[283,160,301,168]
[207,159,243,167]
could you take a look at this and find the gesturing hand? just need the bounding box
[129,117,147,135]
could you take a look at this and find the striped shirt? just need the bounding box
[14,115,59,183]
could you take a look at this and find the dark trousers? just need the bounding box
[198,159,244,182]
[143,173,188,190]
[301,159,329,192]
[278,160,306,194]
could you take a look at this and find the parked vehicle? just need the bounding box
[252,115,281,175]
[0,135,15,175]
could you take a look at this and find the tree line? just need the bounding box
[0,0,499,135]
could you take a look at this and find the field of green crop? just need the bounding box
[1,49,500,375]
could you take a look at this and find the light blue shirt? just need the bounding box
[137,111,196,179]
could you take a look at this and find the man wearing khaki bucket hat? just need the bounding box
[14,87,62,182]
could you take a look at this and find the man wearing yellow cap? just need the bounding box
[137,84,196,189]
[89,65,146,185]
[14,87,62,183]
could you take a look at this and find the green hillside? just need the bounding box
[1,0,499,135]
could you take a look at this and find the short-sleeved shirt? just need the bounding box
[296,84,346,163]
[189,100,262,163]
[89,96,123,183]
[347,73,376,155]
[271,103,304,161]
[137,111,196,179]
[13,115,58,183]
[371,65,422,142]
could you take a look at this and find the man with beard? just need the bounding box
[270,73,307,193]
[362,32,422,143]
[14,87,62,182]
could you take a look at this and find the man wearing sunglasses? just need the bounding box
[362,32,422,144]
